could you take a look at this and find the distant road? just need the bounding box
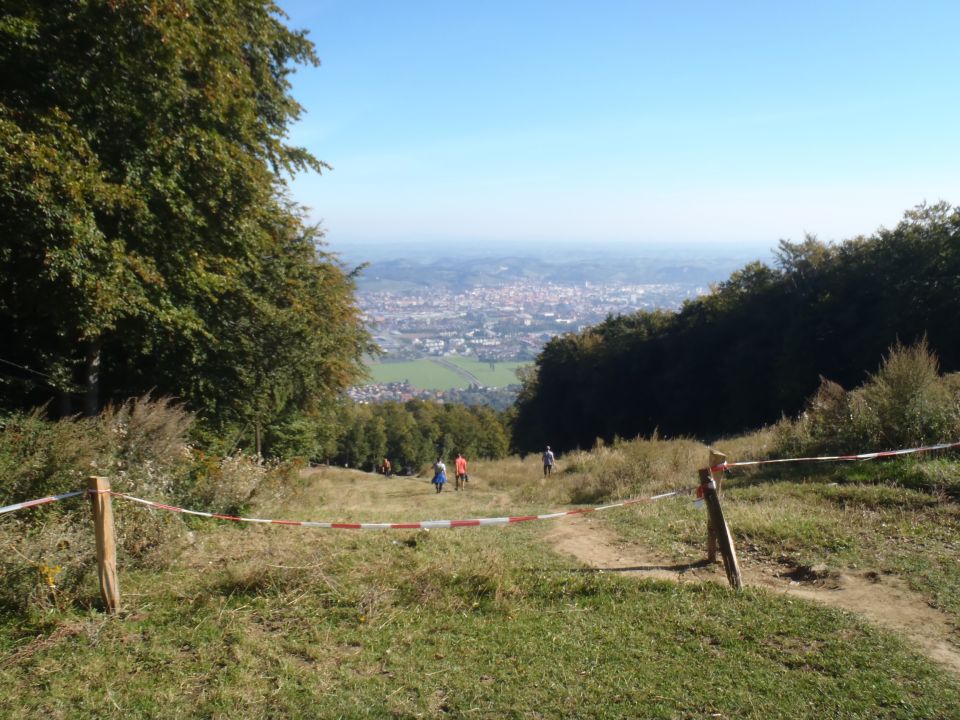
[429,357,482,385]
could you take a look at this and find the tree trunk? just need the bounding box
[57,391,72,418]
[84,338,101,417]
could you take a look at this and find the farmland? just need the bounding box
[366,357,527,390]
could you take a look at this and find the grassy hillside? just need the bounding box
[3,434,960,718]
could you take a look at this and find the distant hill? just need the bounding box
[354,251,768,291]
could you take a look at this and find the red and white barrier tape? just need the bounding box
[5,440,957,522]
[0,490,85,516]
[107,488,693,530]
[709,440,960,474]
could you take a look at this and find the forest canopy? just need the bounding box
[0,1,370,448]
[512,203,960,453]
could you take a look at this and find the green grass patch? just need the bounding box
[365,357,529,390]
[600,456,960,628]
[3,456,960,717]
[366,359,469,389]
[2,521,958,718]
[444,356,528,387]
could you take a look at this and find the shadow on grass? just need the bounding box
[569,558,715,574]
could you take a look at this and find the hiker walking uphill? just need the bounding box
[542,446,555,477]
[454,453,468,491]
[432,457,447,493]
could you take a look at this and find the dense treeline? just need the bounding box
[0,2,369,453]
[513,203,960,452]
[330,400,510,473]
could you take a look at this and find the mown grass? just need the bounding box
[2,450,960,718]
[367,357,529,390]
[443,357,528,387]
[366,359,470,389]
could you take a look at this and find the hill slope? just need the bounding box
[3,445,960,717]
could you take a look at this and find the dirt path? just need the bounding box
[545,516,960,675]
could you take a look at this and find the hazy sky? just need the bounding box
[277,1,959,252]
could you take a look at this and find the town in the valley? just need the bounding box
[348,275,713,407]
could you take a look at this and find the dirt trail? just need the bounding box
[545,516,960,675]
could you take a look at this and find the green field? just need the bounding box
[445,356,527,386]
[367,357,528,390]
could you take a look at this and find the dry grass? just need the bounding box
[3,440,960,718]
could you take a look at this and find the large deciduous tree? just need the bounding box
[0,1,369,443]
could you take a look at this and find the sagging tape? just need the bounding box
[707,439,960,474]
[107,488,694,530]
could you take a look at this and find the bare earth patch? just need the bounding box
[545,515,960,675]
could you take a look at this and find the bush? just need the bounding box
[0,409,105,501]
[0,513,95,616]
[0,397,301,616]
[103,395,196,497]
[187,452,296,516]
[776,340,960,455]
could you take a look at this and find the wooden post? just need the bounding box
[705,450,727,562]
[88,476,120,614]
[699,468,742,589]
[708,449,727,494]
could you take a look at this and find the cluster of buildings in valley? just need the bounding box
[347,277,707,407]
[346,381,518,411]
[359,279,705,361]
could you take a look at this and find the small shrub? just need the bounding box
[776,340,960,455]
[0,514,94,616]
[187,453,299,515]
[0,410,105,501]
[860,339,959,448]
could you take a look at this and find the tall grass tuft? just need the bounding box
[0,398,299,616]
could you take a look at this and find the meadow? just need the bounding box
[367,357,528,390]
[2,434,959,718]
[366,358,468,389]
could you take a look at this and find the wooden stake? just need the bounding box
[708,449,727,494]
[699,468,742,589]
[703,467,718,563]
[705,450,728,562]
[88,476,120,614]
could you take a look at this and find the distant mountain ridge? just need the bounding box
[354,252,766,291]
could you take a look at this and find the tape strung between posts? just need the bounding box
[708,439,960,474]
[5,439,957,521]
[0,490,85,516]
[107,488,694,530]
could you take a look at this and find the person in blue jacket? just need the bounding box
[432,457,447,493]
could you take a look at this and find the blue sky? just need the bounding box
[277,1,959,252]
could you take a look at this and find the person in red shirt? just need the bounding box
[455,453,468,491]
